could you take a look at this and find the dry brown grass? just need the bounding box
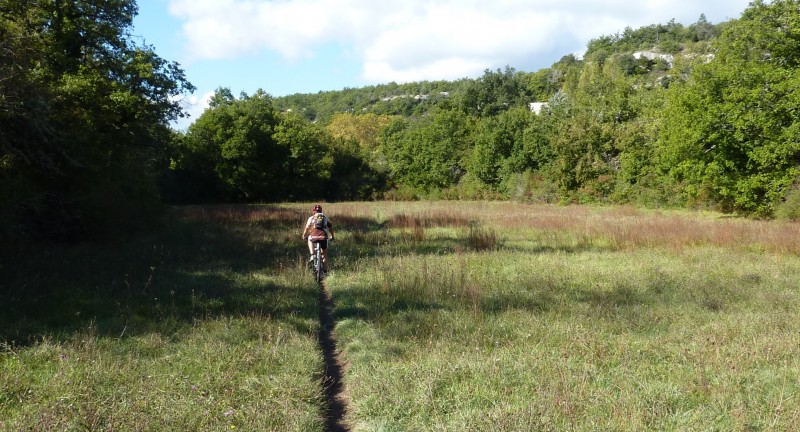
[174,205,305,225]
[466,225,498,251]
[325,201,800,254]
[387,213,472,229]
[175,201,800,254]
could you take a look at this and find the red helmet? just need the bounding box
[313,204,323,212]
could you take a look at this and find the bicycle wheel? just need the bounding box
[314,243,323,284]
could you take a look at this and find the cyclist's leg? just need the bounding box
[320,240,329,269]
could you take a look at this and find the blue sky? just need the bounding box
[131,0,751,130]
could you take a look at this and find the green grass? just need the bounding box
[1,205,324,431]
[3,201,800,430]
[330,249,800,430]
[325,202,800,431]
[1,317,321,430]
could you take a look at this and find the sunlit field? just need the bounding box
[326,201,800,430]
[3,201,800,430]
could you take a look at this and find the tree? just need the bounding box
[180,89,285,201]
[325,112,393,197]
[459,66,532,117]
[656,0,800,215]
[381,108,472,192]
[326,137,388,200]
[273,112,332,200]
[469,106,535,189]
[326,112,392,152]
[689,14,719,42]
[547,56,637,199]
[175,90,353,202]
[1,0,194,241]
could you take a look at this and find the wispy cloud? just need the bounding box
[171,90,216,130]
[168,0,749,84]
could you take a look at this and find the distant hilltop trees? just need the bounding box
[7,2,800,245]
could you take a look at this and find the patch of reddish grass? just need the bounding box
[388,213,472,229]
[345,201,800,254]
[174,201,800,254]
[174,205,304,225]
[584,215,800,253]
[467,226,498,251]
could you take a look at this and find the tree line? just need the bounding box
[174,1,800,218]
[4,0,800,245]
[1,0,193,243]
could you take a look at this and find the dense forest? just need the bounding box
[1,0,193,243]
[4,0,800,245]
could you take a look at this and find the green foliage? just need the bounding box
[326,137,388,200]
[172,90,386,203]
[326,112,392,152]
[775,184,800,221]
[469,106,543,191]
[272,80,460,124]
[458,66,532,117]
[656,0,800,216]
[381,108,472,193]
[258,12,800,217]
[176,90,333,202]
[547,59,637,199]
[585,17,713,61]
[259,6,796,217]
[180,89,280,201]
[9,0,798,224]
[274,112,333,198]
[0,0,194,242]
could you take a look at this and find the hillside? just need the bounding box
[5,2,800,246]
[272,14,724,125]
[168,2,800,221]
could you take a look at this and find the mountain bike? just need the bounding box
[308,235,328,284]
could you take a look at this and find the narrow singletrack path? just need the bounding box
[317,280,350,432]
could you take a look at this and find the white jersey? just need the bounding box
[306,213,330,236]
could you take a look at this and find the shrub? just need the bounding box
[505,171,558,204]
[775,186,800,221]
[384,185,420,201]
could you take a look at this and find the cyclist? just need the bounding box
[301,204,335,269]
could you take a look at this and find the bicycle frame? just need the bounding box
[312,240,324,283]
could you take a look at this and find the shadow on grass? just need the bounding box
[0,206,326,346]
[329,253,739,340]
[1,203,431,345]
[1,203,718,345]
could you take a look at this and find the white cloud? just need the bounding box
[168,0,751,84]
[169,0,347,60]
[170,90,215,131]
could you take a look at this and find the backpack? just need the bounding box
[313,213,327,230]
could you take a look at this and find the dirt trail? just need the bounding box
[317,280,350,432]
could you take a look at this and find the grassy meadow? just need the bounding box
[3,201,800,430]
[1,206,325,431]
